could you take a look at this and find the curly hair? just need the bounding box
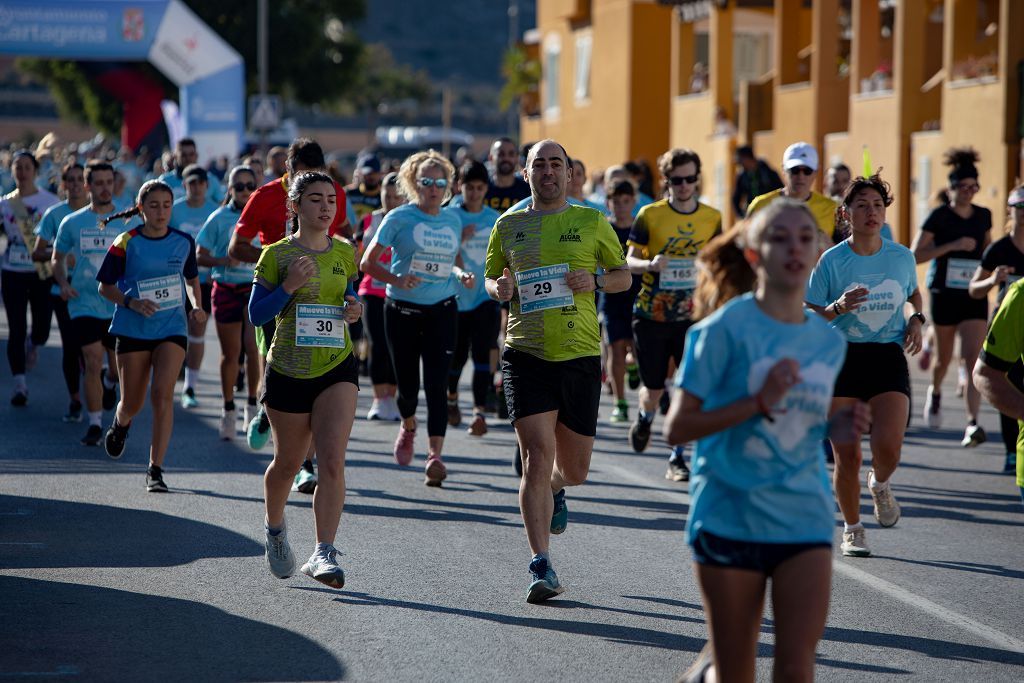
[397,150,456,203]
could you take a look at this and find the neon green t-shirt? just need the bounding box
[979,279,1024,488]
[254,235,357,379]
[485,204,626,361]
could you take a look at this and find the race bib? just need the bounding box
[371,279,386,290]
[295,304,346,348]
[410,251,454,280]
[137,275,183,310]
[81,229,114,256]
[946,258,979,290]
[516,263,574,313]
[660,257,698,290]
[7,244,31,268]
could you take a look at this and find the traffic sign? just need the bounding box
[248,94,281,130]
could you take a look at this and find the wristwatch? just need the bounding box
[594,273,605,291]
[910,312,926,325]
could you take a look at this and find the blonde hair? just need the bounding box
[397,150,456,204]
[741,197,817,251]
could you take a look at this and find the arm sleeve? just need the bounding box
[483,219,507,279]
[182,235,199,280]
[678,321,728,399]
[979,283,1024,371]
[249,282,292,327]
[595,215,627,269]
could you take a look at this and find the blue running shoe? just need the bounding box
[527,555,564,604]
[550,489,568,535]
[247,406,271,450]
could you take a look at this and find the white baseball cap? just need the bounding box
[782,142,819,172]
[1008,187,1024,206]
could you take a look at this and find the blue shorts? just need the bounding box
[603,311,633,344]
[691,530,830,576]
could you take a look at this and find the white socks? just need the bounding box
[184,367,199,391]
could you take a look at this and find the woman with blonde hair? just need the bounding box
[361,151,475,485]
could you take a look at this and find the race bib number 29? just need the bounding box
[516,263,574,313]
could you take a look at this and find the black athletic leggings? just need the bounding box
[1,270,52,375]
[448,301,499,408]
[384,296,457,437]
[363,294,396,386]
[51,294,81,396]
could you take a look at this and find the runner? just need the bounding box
[970,185,1024,472]
[361,150,474,485]
[664,198,869,682]
[484,139,631,603]
[228,138,349,495]
[445,160,501,435]
[484,137,531,212]
[825,162,852,202]
[170,164,219,409]
[746,141,837,242]
[96,180,205,493]
[731,144,783,218]
[807,174,924,557]
[357,172,403,421]
[248,170,361,587]
[1,150,59,405]
[158,138,221,202]
[601,180,641,423]
[911,148,990,446]
[625,148,721,483]
[346,152,383,223]
[50,161,122,445]
[196,165,261,439]
[33,161,89,421]
[974,278,1024,506]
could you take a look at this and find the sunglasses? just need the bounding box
[418,177,449,189]
[232,182,257,192]
[788,166,815,176]
[668,175,699,186]
[956,183,980,193]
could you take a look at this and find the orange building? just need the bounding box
[522,0,1024,242]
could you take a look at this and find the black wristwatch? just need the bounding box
[910,312,926,325]
[593,273,605,291]
[123,295,134,311]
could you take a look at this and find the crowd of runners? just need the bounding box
[2,130,1023,681]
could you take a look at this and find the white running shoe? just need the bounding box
[961,423,987,448]
[265,520,296,579]
[868,469,900,527]
[841,527,871,557]
[301,545,345,588]
[923,387,942,429]
[219,408,237,440]
[366,399,383,421]
[243,403,255,430]
[384,396,402,421]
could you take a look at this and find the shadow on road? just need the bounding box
[0,576,344,681]
[0,494,262,569]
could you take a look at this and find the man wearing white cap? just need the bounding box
[746,141,837,240]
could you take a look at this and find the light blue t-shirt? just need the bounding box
[678,293,845,545]
[880,223,894,241]
[444,204,501,311]
[369,203,462,305]
[170,197,219,283]
[196,203,258,285]
[53,206,118,320]
[807,239,917,344]
[36,201,76,296]
[158,171,224,203]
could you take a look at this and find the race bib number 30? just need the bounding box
[137,275,183,310]
[410,252,454,280]
[296,304,346,348]
[516,263,574,313]
[660,257,698,290]
[946,258,980,290]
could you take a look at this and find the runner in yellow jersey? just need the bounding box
[626,148,721,483]
[485,139,631,603]
[746,141,837,241]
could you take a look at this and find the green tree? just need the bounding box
[341,43,433,124]
[499,46,541,113]
[16,0,367,133]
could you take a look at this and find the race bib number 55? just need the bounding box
[137,275,183,310]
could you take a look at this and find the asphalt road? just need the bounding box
[1,317,1022,682]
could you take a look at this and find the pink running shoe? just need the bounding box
[393,426,415,466]
[424,456,447,487]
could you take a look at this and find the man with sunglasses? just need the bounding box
[625,148,721,483]
[170,165,220,409]
[228,138,350,494]
[747,141,837,241]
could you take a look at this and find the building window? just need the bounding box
[574,32,592,104]
[544,35,561,117]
